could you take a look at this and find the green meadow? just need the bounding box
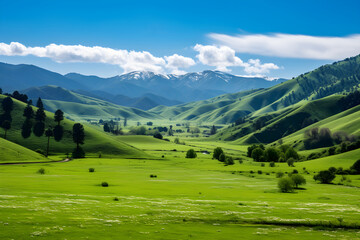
[1,136,360,239]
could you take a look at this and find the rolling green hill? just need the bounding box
[21,85,163,121]
[150,54,360,124]
[0,95,150,159]
[0,138,48,163]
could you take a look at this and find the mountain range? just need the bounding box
[0,62,286,103]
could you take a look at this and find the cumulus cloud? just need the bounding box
[0,42,196,74]
[193,44,279,74]
[165,54,196,74]
[209,33,360,60]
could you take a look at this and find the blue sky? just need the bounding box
[1,0,360,78]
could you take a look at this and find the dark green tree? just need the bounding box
[314,170,335,184]
[251,147,264,162]
[124,117,127,127]
[186,149,197,158]
[1,120,11,139]
[291,174,306,188]
[21,119,32,139]
[219,153,226,162]
[33,121,45,137]
[2,96,13,113]
[350,159,360,174]
[36,97,44,109]
[53,125,64,142]
[35,108,46,122]
[54,109,64,125]
[213,147,224,160]
[103,123,110,132]
[0,88,2,94]
[73,123,85,151]
[264,147,279,162]
[45,128,53,157]
[23,104,34,119]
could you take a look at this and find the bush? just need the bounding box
[150,174,157,178]
[174,138,180,144]
[113,197,119,201]
[72,147,85,158]
[225,156,234,165]
[287,158,295,167]
[261,163,265,167]
[186,149,197,158]
[153,132,163,140]
[350,159,360,174]
[278,177,294,193]
[101,182,109,187]
[35,149,45,156]
[269,162,275,167]
[89,168,95,172]
[264,147,279,162]
[314,170,335,184]
[276,172,284,178]
[285,147,299,160]
[37,168,45,174]
[213,147,224,160]
[291,174,306,188]
[328,167,337,174]
[257,170,262,174]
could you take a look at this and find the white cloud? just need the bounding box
[165,54,196,74]
[193,44,279,74]
[209,33,360,60]
[194,44,243,72]
[0,42,195,74]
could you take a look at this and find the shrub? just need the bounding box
[285,147,299,160]
[219,153,226,162]
[225,156,234,165]
[174,138,180,144]
[213,147,224,160]
[261,163,265,167]
[287,158,295,167]
[186,149,197,158]
[37,168,45,174]
[269,162,275,167]
[153,132,163,139]
[89,168,95,172]
[257,170,262,174]
[328,167,337,174]
[350,159,360,174]
[314,170,335,184]
[150,174,157,178]
[276,172,284,178]
[101,182,109,187]
[291,174,306,188]
[238,159,243,164]
[72,147,85,158]
[113,197,119,201]
[278,177,294,193]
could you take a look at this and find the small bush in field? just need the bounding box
[276,171,284,178]
[37,168,45,174]
[89,168,95,172]
[101,182,109,187]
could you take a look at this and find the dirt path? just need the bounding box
[0,158,72,165]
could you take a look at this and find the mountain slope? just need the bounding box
[151,54,360,124]
[0,62,86,92]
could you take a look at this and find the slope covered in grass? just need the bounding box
[0,138,48,163]
[0,95,150,158]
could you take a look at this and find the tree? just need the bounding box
[45,128,53,157]
[2,96,13,113]
[36,97,44,109]
[23,104,34,119]
[53,125,64,142]
[0,88,2,94]
[213,147,224,160]
[123,117,127,127]
[186,149,197,158]
[251,147,264,162]
[278,177,294,193]
[264,147,279,162]
[285,147,299,160]
[21,119,32,139]
[33,121,45,137]
[350,159,360,174]
[210,125,217,135]
[1,120,11,139]
[35,108,46,122]
[73,123,85,151]
[103,123,110,132]
[291,174,306,188]
[168,125,173,136]
[54,109,64,125]
[225,156,234,165]
[314,170,335,184]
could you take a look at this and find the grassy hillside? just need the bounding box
[150,54,360,124]
[21,85,163,121]
[0,95,150,158]
[0,138,48,163]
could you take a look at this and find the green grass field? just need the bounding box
[1,136,360,239]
